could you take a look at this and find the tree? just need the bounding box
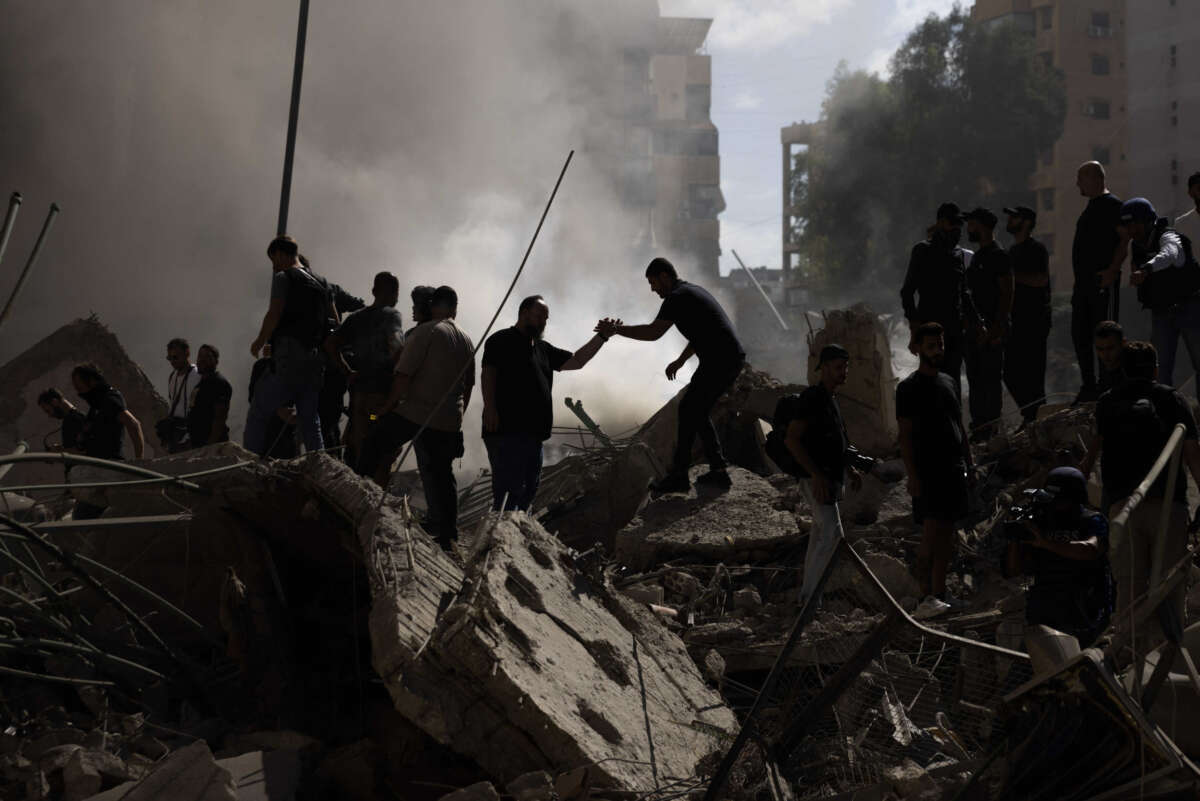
[796,6,1065,301]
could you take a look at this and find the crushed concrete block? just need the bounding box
[506,771,556,801]
[369,512,736,789]
[315,739,377,801]
[616,467,801,570]
[702,649,726,685]
[217,749,302,801]
[63,749,102,801]
[861,554,920,602]
[883,759,940,800]
[439,782,500,801]
[733,586,762,611]
[83,741,236,801]
[619,583,664,606]
[663,570,703,599]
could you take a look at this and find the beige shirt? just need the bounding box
[394,318,475,432]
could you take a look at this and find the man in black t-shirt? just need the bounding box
[1084,341,1200,644]
[610,257,746,495]
[1071,162,1126,403]
[963,207,1013,440]
[71,363,144,461]
[187,344,233,448]
[481,295,615,511]
[897,323,974,620]
[782,344,856,600]
[1002,206,1052,425]
[37,387,86,453]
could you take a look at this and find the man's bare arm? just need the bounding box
[251,298,286,356]
[120,411,145,459]
[614,319,673,341]
[323,331,355,378]
[560,334,607,371]
[380,372,412,416]
[210,401,229,443]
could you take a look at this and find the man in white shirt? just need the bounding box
[161,337,198,452]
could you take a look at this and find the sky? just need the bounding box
[660,0,953,274]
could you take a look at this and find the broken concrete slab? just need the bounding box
[369,511,736,789]
[82,741,236,801]
[438,781,500,801]
[615,466,803,571]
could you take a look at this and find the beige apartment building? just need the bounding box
[971,0,1128,289]
[1128,3,1200,223]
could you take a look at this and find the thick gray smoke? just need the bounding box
[0,0,705,466]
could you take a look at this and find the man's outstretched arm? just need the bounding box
[612,319,673,341]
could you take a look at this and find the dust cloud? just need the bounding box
[0,0,709,466]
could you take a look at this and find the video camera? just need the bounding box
[846,445,877,475]
[1002,486,1060,542]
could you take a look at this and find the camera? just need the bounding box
[846,445,877,475]
[1002,487,1059,541]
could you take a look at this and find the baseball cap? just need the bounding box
[1119,197,1157,224]
[818,344,850,366]
[1003,205,1037,224]
[936,202,964,223]
[962,207,998,227]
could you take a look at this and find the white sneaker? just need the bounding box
[912,595,952,620]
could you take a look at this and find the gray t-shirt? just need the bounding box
[335,305,405,393]
[394,319,475,432]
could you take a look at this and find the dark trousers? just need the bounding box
[1004,318,1049,422]
[357,414,463,545]
[670,357,743,477]
[1151,296,1200,400]
[1072,286,1119,389]
[318,364,347,454]
[964,338,1004,434]
[484,433,544,511]
[941,334,965,400]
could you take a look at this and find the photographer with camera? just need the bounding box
[1004,467,1113,649]
[765,344,870,601]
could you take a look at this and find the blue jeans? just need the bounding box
[484,433,544,511]
[244,337,325,455]
[1151,296,1200,399]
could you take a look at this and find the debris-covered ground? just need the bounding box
[3,310,1200,800]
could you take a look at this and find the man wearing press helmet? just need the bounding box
[1004,466,1112,649]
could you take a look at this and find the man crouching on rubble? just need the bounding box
[1004,467,1113,650]
[774,344,857,601]
[897,323,974,620]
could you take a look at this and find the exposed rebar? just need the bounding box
[0,202,59,329]
[0,192,21,270]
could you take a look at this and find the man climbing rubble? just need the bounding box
[767,344,859,601]
[245,235,338,456]
[1082,340,1200,662]
[38,388,85,454]
[70,363,146,518]
[897,322,974,620]
[608,257,745,496]
[480,295,618,511]
[1004,467,1113,650]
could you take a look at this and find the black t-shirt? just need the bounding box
[655,281,744,364]
[900,240,971,331]
[1009,237,1051,324]
[482,327,572,441]
[1097,380,1197,504]
[61,409,86,451]
[794,384,849,486]
[1072,192,1122,282]
[896,370,965,477]
[335,305,405,393]
[79,384,129,460]
[187,370,233,447]
[966,241,1012,326]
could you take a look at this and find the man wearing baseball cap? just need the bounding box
[962,207,1012,441]
[1122,197,1200,397]
[1003,205,1052,425]
[900,202,976,399]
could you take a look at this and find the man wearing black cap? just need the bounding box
[901,203,976,399]
[779,343,857,600]
[1004,467,1112,649]
[1122,197,1200,397]
[1072,161,1126,403]
[1002,206,1051,425]
[963,207,1013,441]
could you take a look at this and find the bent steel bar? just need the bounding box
[0,192,21,270]
[0,201,59,329]
[0,452,206,492]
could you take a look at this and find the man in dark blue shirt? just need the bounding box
[481,295,614,511]
[610,257,745,495]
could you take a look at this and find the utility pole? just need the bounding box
[277,0,311,236]
[731,249,789,331]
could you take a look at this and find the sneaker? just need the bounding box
[650,473,691,496]
[695,469,733,490]
[912,595,952,620]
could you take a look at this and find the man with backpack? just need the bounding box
[245,235,338,456]
[1087,341,1200,659]
[1123,197,1200,399]
[765,344,857,602]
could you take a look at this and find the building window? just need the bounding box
[685,85,710,122]
[1170,44,1177,68]
[1038,50,1054,69]
[1039,5,1053,30]
[653,128,718,156]
[1089,11,1111,38]
[1040,188,1055,211]
[1085,99,1111,119]
[688,185,722,219]
[1092,146,1110,164]
[1091,54,1110,75]
[1172,115,1179,127]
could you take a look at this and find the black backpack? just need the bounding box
[764,394,809,477]
[1112,388,1171,481]
[274,267,332,348]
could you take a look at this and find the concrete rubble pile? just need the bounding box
[4,312,1200,801]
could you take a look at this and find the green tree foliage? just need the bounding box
[795,6,1065,298]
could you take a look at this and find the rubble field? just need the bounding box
[3,311,1200,801]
